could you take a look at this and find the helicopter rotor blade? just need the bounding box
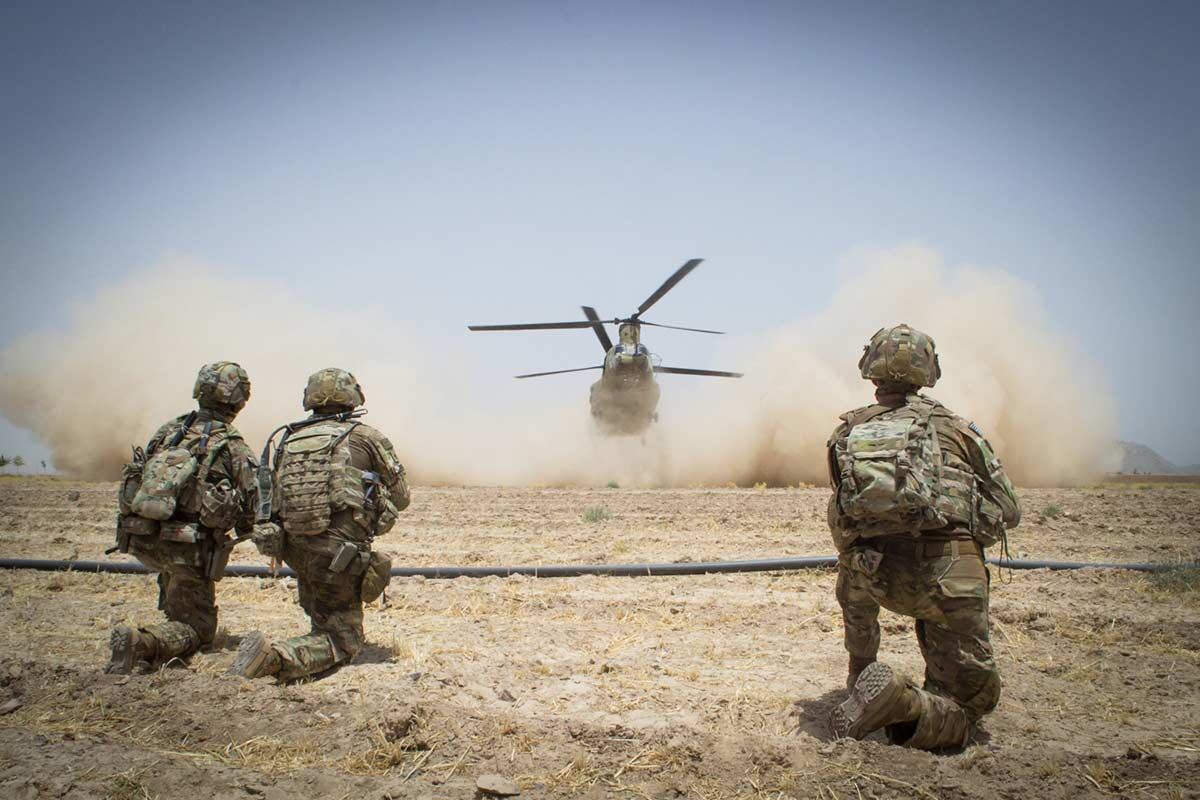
[515,366,605,379]
[581,306,614,352]
[639,320,725,335]
[468,321,596,332]
[636,258,703,316]
[654,366,744,378]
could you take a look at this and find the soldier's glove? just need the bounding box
[251,522,285,559]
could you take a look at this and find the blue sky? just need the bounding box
[1,1,1198,465]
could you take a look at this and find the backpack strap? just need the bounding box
[148,411,197,457]
[841,403,893,431]
[191,423,238,488]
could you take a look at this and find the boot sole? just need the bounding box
[229,631,273,679]
[104,626,136,675]
[831,662,905,739]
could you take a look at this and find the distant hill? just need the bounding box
[1113,441,1200,475]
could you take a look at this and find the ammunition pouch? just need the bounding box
[198,478,239,531]
[360,551,392,603]
[118,456,144,516]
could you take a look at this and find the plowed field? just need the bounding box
[1,476,1198,799]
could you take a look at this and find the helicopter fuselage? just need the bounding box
[588,342,661,435]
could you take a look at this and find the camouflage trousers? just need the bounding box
[275,534,367,680]
[128,539,216,660]
[836,536,1000,722]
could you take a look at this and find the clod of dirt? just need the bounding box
[497,688,516,702]
[381,709,417,741]
[66,490,81,502]
[476,773,521,796]
[0,698,23,715]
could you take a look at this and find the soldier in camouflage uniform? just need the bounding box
[230,368,410,682]
[106,362,258,673]
[826,325,1020,750]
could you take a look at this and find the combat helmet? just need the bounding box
[303,367,365,411]
[858,324,941,388]
[192,361,251,413]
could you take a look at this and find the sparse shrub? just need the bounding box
[0,454,9,472]
[754,481,768,492]
[606,480,619,489]
[582,506,611,523]
[1041,504,1063,519]
[13,455,24,472]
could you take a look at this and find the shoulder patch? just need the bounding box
[968,421,984,437]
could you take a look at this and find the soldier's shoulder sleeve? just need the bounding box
[958,418,1021,528]
[221,429,259,534]
[359,425,411,511]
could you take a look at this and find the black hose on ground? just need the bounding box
[0,556,1174,578]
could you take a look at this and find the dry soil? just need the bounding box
[0,476,1198,799]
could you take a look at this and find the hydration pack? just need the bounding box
[127,414,234,522]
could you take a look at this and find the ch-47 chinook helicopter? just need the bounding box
[468,259,742,436]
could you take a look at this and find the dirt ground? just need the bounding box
[0,475,1198,799]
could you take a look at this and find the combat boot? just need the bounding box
[830,662,922,740]
[105,625,155,674]
[887,689,972,751]
[847,655,875,690]
[229,631,283,679]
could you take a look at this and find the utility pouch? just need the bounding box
[842,547,884,576]
[329,541,360,573]
[199,478,238,531]
[118,447,145,516]
[252,522,285,559]
[360,551,392,603]
[376,493,399,537]
[204,540,234,582]
[114,515,132,554]
[160,521,200,544]
[119,513,160,539]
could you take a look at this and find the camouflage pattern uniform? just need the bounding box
[827,325,1020,750]
[232,368,410,682]
[107,362,257,673]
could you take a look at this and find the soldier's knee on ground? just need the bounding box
[142,621,201,660]
[957,666,1001,718]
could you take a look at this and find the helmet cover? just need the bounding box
[192,361,251,412]
[858,324,941,388]
[302,367,365,411]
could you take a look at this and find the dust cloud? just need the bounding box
[0,246,1115,487]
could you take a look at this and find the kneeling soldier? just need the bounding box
[231,368,409,681]
[108,362,257,673]
[826,325,1020,749]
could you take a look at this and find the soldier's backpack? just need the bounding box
[830,400,951,537]
[274,421,370,536]
[128,414,234,522]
